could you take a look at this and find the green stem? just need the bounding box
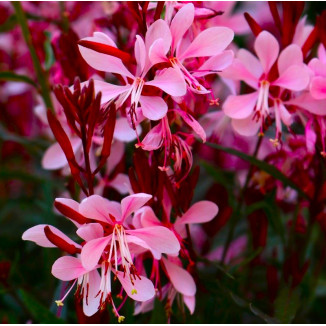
[221,136,263,264]
[12,2,54,112]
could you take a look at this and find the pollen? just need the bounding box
[118,316,125,323]
[55,300,64,307]
[269,138,279,147]
[131,288,137,295]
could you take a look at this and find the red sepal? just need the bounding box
[244,12,263,37]
[44,226,81,255]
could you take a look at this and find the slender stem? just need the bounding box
[12,2,54,112]
[221,136,263,264]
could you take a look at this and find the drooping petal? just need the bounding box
[116,271,155,302]
[254,31,279,74]
[126,226,180,257]
[162,257,196,296]
[114,117,140,142]
[223,92,258,119]
[42,137,82,170]
[179,27,234,61]
[193,50,234,77]
[22,224,80,248]
[310,76,326,99]
[231,114,260,136]
[278,44,303,74]
[80,236,111,270]
[146,68,187,97]
[183,295,195,314]
[140,122,164,151]
[279,103,292,126]
[272,65,309,91]
[76,223,104,242]
[121,193,152,220]
[175,201,218,226]
[170,3,194,53]
[93,80,132,104]
[140,96,168,121]
[52,256,87,281]
[177,109,206,142]
[79,195,122,223]
[83,269,101,316]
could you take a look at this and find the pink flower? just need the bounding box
[221,31,310,141]
[148,3,234,94]
[78,32,186,125]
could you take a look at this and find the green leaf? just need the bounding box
[205,142,309,200]
[274,286,300,323]
[18,289,65,323]
[44,31,55,70]
[0,71,37,87]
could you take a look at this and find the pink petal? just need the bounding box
[135,206,162,228]
[22,224,80,248]
[140,96,168,121]
[179,27,234,61]
[177,110,206,142]
[80,236,110,270]
[106,141,124,174]
[162,257,196,296]
[193,50,234,77]
[310,76,326,99]
[286,93,326,115]
[126,235,161,259]
[76,223,104,242]
[108,173,131,195]
[146,68,187,97]
[237,49,263,79]
[184,295,195,314]
[254,31,279,74]
[126,226,180,257]
[175,201,218,226]
[83,269,101,316]
[279,103,292,126]
[272,65,309,91]
[116,271,155,302]
[223,92,258,119]
[78,42,133,78]
[308,58,326,77]
[135,35,147,74]
[305,119,317,154]
[52,256,87,281]
[93,80,132,104]
[114,117,139,142]
[170,3,194,52]
[219,58,259,89]
[140,122,164,151]
[79,195,122,223]
[231,114,260,137]
[42,137,82,170]
[121,193,152,220]
[278,44,303,74]
[148,38,169,65]
[145,19,172,52]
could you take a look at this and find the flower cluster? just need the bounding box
[1,1,325,323]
